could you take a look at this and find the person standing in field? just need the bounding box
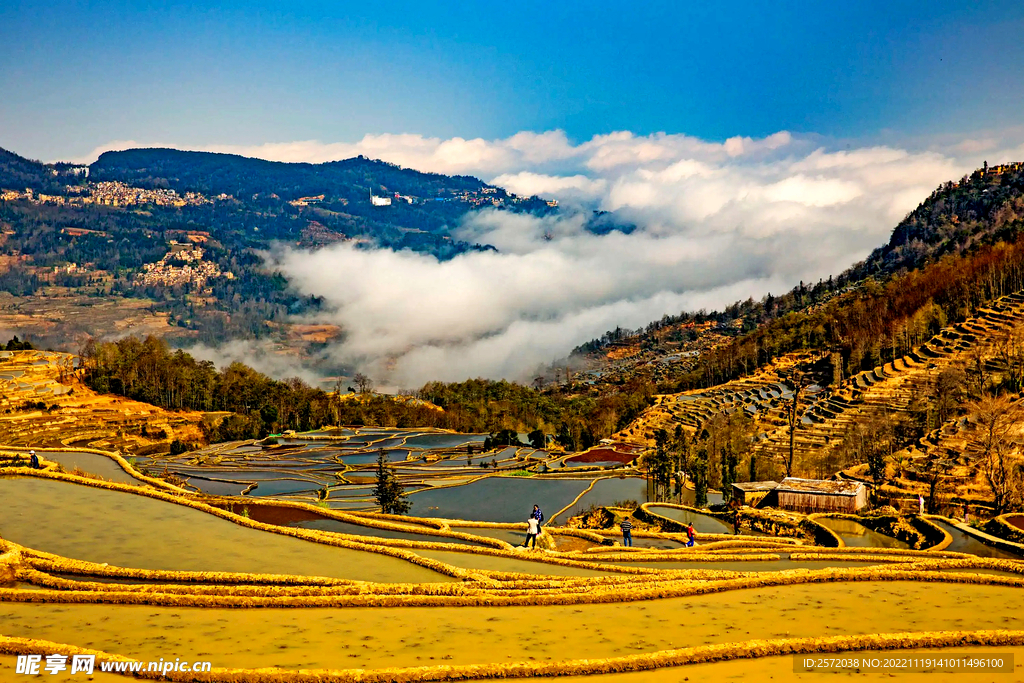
[686,522,696,547]
[532,504,544,530]
[524,515,540,548]
[620,517,633,547]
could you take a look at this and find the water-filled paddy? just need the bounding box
[933,520,1023,559]
[817,517,909,549]
[401,433,487,449]
[245,479,322,496]
[2,582,1021,671]
[603,558,884,572]
[0,477,451,583]
[37,450,141,485]
[562,459,625,468]
[645,505,734,534]
[183,477,250,496]
[450,526,527,545]
[564,447,634,466]
[407,477,591,522]
[412,549,618,577]
[553,477,649,524]
[622,535,684,549]
[290,519,486,546]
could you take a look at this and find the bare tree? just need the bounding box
[353,372,373,394]
[933,367,967,426]
[965,347,989,400]
[971,395,1024,513]
[995,330,1024,394]
[784,373,805,478]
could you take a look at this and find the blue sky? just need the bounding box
[2,0,1024,161]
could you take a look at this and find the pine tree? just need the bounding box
[373,449,410,515]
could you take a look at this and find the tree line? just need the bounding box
[81,336,657,446]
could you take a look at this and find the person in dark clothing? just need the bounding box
[532,504,544,529]
[733,516,740,535]
[29,450,39,469]
[620,517,633,547]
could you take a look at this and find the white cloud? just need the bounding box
[490,172,607,202]
[73,127,1024,387]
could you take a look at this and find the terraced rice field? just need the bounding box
[3,446,1024,682]
[0,478,451,583]
[618,292,1024,493]
[2,583,1023,672]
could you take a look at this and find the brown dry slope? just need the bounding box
[618,291,1024,484]
[0,349,205,453]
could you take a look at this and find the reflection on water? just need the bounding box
[553,477,649,524]
[816,518,908,549]
[0,477,451,583]
[292,518,485,546]
[408,477,590,522]
[933,520,1022,559]
[40,451,142,485]
[645,505,734,534]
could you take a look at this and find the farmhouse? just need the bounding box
[775,477,868,513]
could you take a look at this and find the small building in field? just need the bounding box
[731,481,778,507]
[775,477,868,513]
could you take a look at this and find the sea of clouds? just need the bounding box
[87,128,1024,387]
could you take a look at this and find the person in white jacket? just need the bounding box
[524,516,540,548]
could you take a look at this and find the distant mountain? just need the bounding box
[89,148,494,202]
[0,143,558,347]
[0,148,86,194]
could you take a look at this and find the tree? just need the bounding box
[933,367,966,427]
[4,336,33,351]
[785,377,804,478]
[491,429,522,447]
[864,415,894,492]
[353,372,373,394]
[555,422,575,451]
[720,442,738,491]
[373,449,410,515]
[971,395,1024,514]
[912,452,957,514]
[528,429,546,449]
[693,447,709,508]
[648,429,674,501]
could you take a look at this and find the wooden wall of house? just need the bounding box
[778,491,863,513]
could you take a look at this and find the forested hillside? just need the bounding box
[574,162,1024,392]
[81,336,656,448]
[90,148,493,201]
[859,161,1024,276]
